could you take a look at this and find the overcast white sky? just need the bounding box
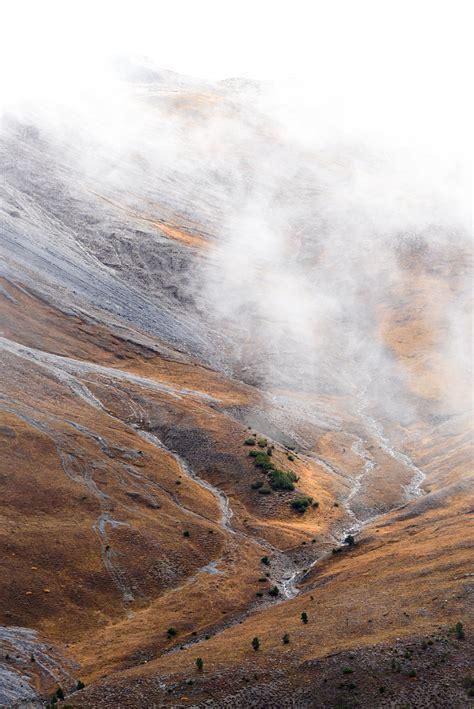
[0,0,470,81]
[0,0,472,157]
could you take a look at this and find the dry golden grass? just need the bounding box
[0,269,471,705]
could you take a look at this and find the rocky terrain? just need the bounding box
[0,64,472,707]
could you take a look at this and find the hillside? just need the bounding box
[0,66,472,708]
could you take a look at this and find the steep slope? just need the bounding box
[0,66,472,707]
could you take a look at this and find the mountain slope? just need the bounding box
[0,66,472,707]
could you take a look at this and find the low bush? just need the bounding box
[455,621,465,640]
[269,469,298,491]
[291,495,313,512]
[301,612,308,624]
[261,556,270,566]
[258,485,272,495]
[251,480,263,489]
[282,633,290,644]
[252,637,260,651]
[462,676,474,697]
[268,586,279,597]
[244,438,256,446]
[254,453,274,470]
[257,438,268,448]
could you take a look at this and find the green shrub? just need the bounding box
[252,637,260,651]
[266,447,273,456]
[244,437,256,446]
[254,453,274,470]
[268,586,279,597]
[269,469,298,491]
[287,454,295,461]
[195,657,204,671]
[344,534,355,547]
[256,591,263,597]
[291,495,313,512]
[76,680,85,690]
[167,627,177,637]
[282,633,290,644]
[251,480,263,489]
[249,450,260,457]
[301,612,308,624]
[56,688,64,700]
[261,556,270,566]
[258,485,272,495]
[257,438,268,448]
[455,621,465,640]
[183,530,190,537]
[342,667,353,674]
[462,676,474,697]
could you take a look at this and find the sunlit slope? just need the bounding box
[0,67,471,706]
[1,267,471,706]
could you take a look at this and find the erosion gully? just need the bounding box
[0,339,427,672]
